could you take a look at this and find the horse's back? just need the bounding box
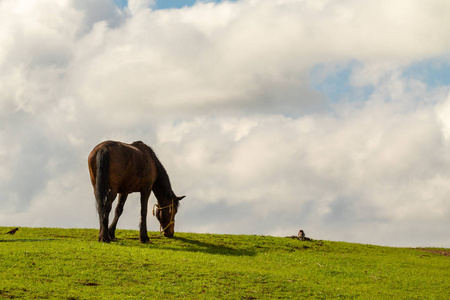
[88,141,157,193]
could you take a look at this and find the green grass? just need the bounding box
[0,227,449,299]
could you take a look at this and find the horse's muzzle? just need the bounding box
[163,224,175,237]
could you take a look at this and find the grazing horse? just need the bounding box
[88,140,185,243]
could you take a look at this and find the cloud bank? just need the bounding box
[1,0,450,247]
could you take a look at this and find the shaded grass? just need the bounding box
[0,227,449,299]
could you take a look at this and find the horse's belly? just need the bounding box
[117,184,141,194]
[116,178,148,194]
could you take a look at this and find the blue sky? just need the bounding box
[311,58,450,103]
[309,62,372,103]
[404,58,450,87]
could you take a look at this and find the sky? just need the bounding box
[1,0,450,247]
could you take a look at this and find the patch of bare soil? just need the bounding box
[417,248,450,256]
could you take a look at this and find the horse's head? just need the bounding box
[154,195,185,237]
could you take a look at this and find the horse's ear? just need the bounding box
[177,196,186,201]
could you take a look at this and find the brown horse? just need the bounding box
[88,140,185,243]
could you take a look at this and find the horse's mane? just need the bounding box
[134,141,180,210]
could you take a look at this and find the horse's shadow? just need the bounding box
[159,236,256,257]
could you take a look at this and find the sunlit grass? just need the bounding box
[0,227,449,299]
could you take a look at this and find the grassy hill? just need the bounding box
[0,227,448,299]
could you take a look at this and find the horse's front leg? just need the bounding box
[109,193,128,241]
[139,190,151,243]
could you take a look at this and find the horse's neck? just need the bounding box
[154,186,172,205]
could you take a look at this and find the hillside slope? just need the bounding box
[0,227,449,299]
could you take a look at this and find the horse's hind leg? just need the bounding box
[109,194,128,241]
[98,190,116,243]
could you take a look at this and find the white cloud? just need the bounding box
[127,0,155,15]
[1,0,450,247]
[159,92,450,247]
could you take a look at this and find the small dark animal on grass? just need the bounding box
[287,229,312,241]
[88,140,185,243]
[298,230,306,240]
[6,228,19,235]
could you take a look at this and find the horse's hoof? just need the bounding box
[99,236,111,243]
[140,237,150,244]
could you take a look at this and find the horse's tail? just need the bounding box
[95,147,110,217]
